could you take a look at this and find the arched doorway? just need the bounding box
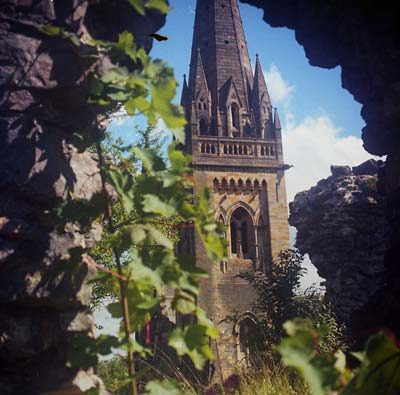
[235,314,259,366]
[229,207,254,259]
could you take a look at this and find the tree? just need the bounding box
[240,249,345,353]
[90,124,173,311]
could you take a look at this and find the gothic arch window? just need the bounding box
[230,207,254,259]
[231,102,240,131]
[199,118,208,135]
[203,102,207,110]
[198,102,202,110]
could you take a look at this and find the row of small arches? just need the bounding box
[213,177,267,192]
[223,144,253,156]
[260,146,275,157]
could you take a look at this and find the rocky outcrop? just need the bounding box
[0,1,165,394]
[240,0,400,333]
[289,160,390,324]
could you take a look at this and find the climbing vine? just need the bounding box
[42,1,226,394]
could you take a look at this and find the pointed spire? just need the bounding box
[180,74,189,108]
[253,53,271,106]
[189,0,253,110]
[193,48,209,94]
[274,108,282,130]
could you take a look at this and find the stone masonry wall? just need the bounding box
[0,1,165,393]
[195,169,289,376]
[289,160,390,325]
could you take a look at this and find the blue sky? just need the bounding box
[98,1,377,334]
[149,0,365,137]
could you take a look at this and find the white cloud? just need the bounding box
[283,115,374,203]
[264,63,378,289]
[264,64,295,107]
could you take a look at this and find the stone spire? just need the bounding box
[188,0,254,116]
[182,0,285,162]
[253,54,271,107]
[192,48,210,96]
[274,107,282,130]
[252,53,272,137]
[180,74,189,108]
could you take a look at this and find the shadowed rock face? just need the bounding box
[289,160,390,325]
[240,0,400,333]
[0,1,165,393]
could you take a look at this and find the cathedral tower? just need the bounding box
[180,0,290,376]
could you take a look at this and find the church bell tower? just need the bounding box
[180,0,290,376]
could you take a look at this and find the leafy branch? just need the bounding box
[44,1,227,394]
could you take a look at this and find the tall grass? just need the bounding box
[98,351,309,395]
[238,362,309,395]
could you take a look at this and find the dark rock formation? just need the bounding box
[0,1,165,393]
[240,0,400,333]
[289,160,390,325]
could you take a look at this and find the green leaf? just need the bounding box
[129,224,173,249]
[168,324,214,370]
[168,144,191,172]
[37,25,62,36]
[107,167,135,213]
[145,379,188,395]
[277,318,342,395]
[142,194,177,217]
[114,31,137,62]
[131,147,166,172]
[355,332,400,395]
[146,0,170,14]
[150,61,186,138]
[127,0,146,15]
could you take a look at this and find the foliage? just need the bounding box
[240,249,345,352]
[42,1,227,394]
[89,128,175,311]
[98,357,130,395]
[277,318,400,395]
